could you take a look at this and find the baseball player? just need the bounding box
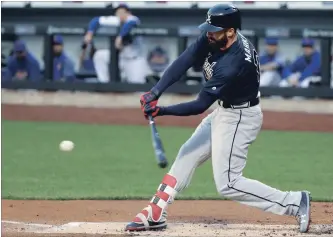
[84,3,149,83]
[125,4,311,233]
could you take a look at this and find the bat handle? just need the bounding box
[148,115,155,124]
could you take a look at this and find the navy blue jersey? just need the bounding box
[154,32,261,117]
[202,32,260,105]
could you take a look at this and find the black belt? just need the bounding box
[218,97,259,109]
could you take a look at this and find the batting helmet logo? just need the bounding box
[206,14,212,24]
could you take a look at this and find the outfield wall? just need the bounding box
[2,89,333,132]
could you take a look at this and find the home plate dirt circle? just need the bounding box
[2,200,333,237]
[3,221,333,237]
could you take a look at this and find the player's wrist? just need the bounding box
[150,87,161,99]
[157,106,165,116]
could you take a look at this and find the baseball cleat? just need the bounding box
[124,206,168,232]
[125,220,167,231]
[296,191,311,233]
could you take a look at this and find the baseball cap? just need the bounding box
[265,37,279,45]
[301,38,314,47]
[53,35,64,45]
[114,3,130,11]
[13,40,26,52]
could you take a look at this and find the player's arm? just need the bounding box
[148,63,230,117]
[115,16,140,49]
[282,56,302,80]
[27,56,42,81]
[4,58,16,81]
[84,16,120,43]
[260,55,285,71]
[149,33,209,97]
[299,52,321,81]
[157,90,216,116]
[119,17,139,37]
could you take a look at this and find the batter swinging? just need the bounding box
[125,4,311,233]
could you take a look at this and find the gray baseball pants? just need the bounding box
[165,104,301,216]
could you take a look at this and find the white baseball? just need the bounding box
[59,140,74,152]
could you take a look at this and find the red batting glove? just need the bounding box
[140,91,158,105]
[142,100,160,119]
[140,90,159,118]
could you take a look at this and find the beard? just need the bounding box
[208,35,228,51]
[16,55,25,60]
[54,51,62,57]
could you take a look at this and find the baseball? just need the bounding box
[59,140,74,152]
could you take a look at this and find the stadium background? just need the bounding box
[2,1,333,237]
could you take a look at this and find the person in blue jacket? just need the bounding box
[52,35,76,82]
[259,38,286,87]
[280,38,321,88]
[4,40,41,81]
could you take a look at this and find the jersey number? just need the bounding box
[252,49,260,82]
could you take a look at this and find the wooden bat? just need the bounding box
[148,115,168,168]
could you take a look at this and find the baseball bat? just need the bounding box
[148,115,168,169]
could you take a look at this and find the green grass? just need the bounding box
[2,120,333,201]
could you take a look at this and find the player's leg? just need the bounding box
[211,105,310,233]
[299,76,321,88]
[123,57,150,84]
[92,49,110,83]
[125,113,214,231]
[260,71,281,87]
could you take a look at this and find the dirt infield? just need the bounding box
[2,104,333,132]
[2,200,333,237]
[2,102,333,236]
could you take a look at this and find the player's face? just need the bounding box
[302,46,314,57]
[206,28,233,50]
[53,44,63,56]
[15,51,26,60]
[116,8,128,22]
[265,44,278,55]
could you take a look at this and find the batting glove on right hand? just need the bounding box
[142,100,161,119]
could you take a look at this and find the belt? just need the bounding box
[218,97,259,109]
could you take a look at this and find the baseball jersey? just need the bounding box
[202,32,260,104]
[88,15,144,59]
[155,32,260,116]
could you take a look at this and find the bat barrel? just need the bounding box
[148,116,168,169]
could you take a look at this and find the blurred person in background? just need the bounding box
[280,38,321,88]
[4,40,41,81]
[1,53,8,80]
[259,38,285,87]
[79,41,96,73]
[146,46,169,83]
[52,34,76,82]
[84,3,149,83]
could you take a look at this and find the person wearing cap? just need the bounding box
[147,46,170,74]
[84,3,149,83]
[280,38,321,88]
[52,35,76,82]
[259,38,286,87]
[127,3,311,234]
[4,40,41,81]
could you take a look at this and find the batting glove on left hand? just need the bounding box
[140,88,160,105]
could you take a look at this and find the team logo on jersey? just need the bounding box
[203,55,216,80]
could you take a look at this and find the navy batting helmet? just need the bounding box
[198,4,241,32]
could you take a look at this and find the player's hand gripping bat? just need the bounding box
[148,115,168,169]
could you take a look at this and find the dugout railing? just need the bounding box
[1,23,333,99]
